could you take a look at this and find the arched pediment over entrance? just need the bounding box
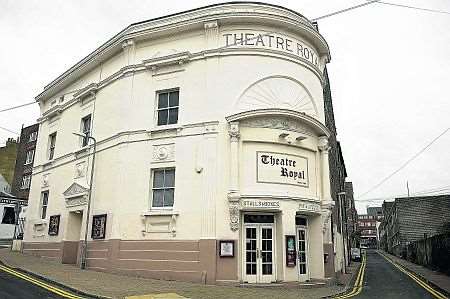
[226,108,330,138]
[234,76,318,119]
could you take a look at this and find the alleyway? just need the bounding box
[354,250,436,299]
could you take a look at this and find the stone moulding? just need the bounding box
[141,211,179,236]
[63,182,89,207]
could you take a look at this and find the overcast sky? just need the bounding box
[1,0,449,213]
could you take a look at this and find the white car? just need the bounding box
[351,247,361,262]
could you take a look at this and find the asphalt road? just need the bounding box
[356,250,434,299]
[0,269,65,299]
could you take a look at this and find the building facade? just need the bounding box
[324,73,350,272]
[344,182,358,248]
[0,138,18,187]
[11,124,39,200]
[381,195,450,257]
[379,201,394,251]
[358,214,379,248]
[23,3,345,284]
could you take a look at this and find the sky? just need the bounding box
[1,0,449,213]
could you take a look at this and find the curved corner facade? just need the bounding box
[23,2,338,284]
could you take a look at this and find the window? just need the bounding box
[20,175,31,189]
[25,149,35,165]
[152,168,175,208]
[91,214,107,239]
[28,131,37,142]
[81,114,92,147]
[1,207,15,224]
[156,90,179,126]
[40,191,49,219]
[48,133,57,160]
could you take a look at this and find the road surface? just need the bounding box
[0,269,65,299]
[355,250,435,298]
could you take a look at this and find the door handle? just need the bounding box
[257,249,261,259]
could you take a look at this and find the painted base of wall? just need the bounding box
[23,239,238,284]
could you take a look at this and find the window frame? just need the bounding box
[48,132,57,160]
[28,131,37,142]
[40,191,49,219]
[20,175,31,190]
[155,89,179,127]
[81,114,92,147]
[24,149,35,165]
[151,168,175,209]
[1,206,15,224]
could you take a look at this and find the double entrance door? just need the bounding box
[243,214,276,283]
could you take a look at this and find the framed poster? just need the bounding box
[286,235,296,267]
[48,215,60,236]
[91,214,107,239]
[219,240,234,257]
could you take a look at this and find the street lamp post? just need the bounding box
[73,132,97,270]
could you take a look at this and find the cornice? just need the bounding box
[35,2,330,103]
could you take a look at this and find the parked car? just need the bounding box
[351,247,361,262]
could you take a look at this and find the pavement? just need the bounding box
[0,248,347,299]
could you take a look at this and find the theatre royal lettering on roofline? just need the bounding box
[222,31,320,69]
[256,151,309,187]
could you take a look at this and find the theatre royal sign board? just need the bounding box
[257,152,309,187]
[222,31,321,70]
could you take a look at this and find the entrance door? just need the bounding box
[244,221,275,283]
[297,227,308,281]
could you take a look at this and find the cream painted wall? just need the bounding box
[24,4,336,280]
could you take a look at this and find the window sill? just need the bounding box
[142,210,179,216]
[150,124,181,133]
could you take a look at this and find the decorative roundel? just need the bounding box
[157,147,168,160]
[235,76,318,118]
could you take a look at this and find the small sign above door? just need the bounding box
[242,200,280,209]
[257,152,308,187]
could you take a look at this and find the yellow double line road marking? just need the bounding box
[333,253,367,298]
[378,252,448,299]
[0,264,86,299]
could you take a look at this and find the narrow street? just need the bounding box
[355,250,435,299]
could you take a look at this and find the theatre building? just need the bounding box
[24,2,342,284]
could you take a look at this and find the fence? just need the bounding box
[406,232,450,275]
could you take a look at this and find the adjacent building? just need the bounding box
[11,123,39,200]
[345,182,358,248]
[367,206,383,219]
[0,138,18,187]
[358,213,380,248]
[379,201,394,251]
[323,67,350,273]
[381,195,450,257]
[23,2,349,284]
[0,138,19,240]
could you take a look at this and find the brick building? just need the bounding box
[358,212,380,248]
[0,138,18,187]
[323,67,350,271]
[345,182,358,248]
[11,124,39,199]
[381,195,450,257]
[379,201,394,251]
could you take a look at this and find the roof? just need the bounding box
[35,2,330,103]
